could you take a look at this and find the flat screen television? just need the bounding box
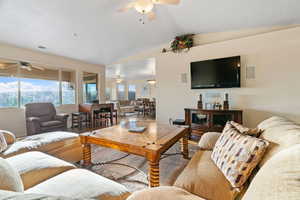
[191,56,241,89]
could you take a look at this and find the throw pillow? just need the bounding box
[230,121,262,137]
[211,122,269,188]
[0,130,16,145]
[0,132,8,153]
[198,132,221,150]
[0,157,24,192]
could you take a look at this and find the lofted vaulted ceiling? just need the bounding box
[106,58,155,80]
[0,0,299,65]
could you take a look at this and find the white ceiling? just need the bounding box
[0,0,299,65]
[106,58,155,80]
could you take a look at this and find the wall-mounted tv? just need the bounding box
[191,56,241,89]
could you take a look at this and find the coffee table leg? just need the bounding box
[181,134,189,159]
[149,161,160,187]
[83,144,92,166]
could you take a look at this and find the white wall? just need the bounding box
[127,79,156,99]
[0,43,105,137]
[109,25,300,127]
[155,27,300,127]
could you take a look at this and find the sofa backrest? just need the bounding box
[25,103,56,122]
[0,157,24,192]
[257,116,300,167]
[118,100,132,106]
[242,144,300,200]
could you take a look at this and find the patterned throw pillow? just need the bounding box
[211,122,269,188]
[0,132,8,153]
[230,121,262,137]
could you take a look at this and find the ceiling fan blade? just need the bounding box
[147,11,156,21]
[118,2,136,12]
[0,63,18,69]
[31,65,45,71]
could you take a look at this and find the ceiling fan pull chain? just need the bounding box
[139,14,146,24]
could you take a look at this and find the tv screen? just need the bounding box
[191,56,241,89]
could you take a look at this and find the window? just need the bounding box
[0,77,18,108]
[117,84,125,100]
[20,78,60,106]
[19,67,60,106]
[0,65,18,108]
[0,59,77,108]
[83,72,98,103]
[128,85,136,100]
[62,70,76,104]
[141,84,150,97]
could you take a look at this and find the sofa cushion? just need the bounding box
[0,157,24,192]
[6,151,75,189]
[0,130,16,145]
[25,168,130,200]
[198,132,221,150]
[127,186,205,200]
[41,121,63,127]
[120,106,135,113]
[211,123,269,188]
[0,189,94,200]
[0,133,8,153]
[1,131,78,158]
[174,150,239,200]
[257,116,300,166]
[242,144,300,200]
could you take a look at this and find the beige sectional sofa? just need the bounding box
[0,151,130,200]
[128,116,300,200]
[0,131,82,163]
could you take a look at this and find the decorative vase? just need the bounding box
[198,94,203,109]
[223,93,229,110]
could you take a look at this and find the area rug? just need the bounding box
[88,142,199,192]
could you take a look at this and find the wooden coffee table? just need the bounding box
[80,120,189,187]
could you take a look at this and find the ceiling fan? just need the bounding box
[115,74,123,83]
[0,60,45,71]
[119,0,180,22]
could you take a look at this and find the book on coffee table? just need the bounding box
[128,127,146,133]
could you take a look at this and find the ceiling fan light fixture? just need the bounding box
[115,74,123,83]
[147,79,156,84]
[116,79,123,83]
[134,0,153,14]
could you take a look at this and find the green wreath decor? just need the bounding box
[171,34,194,53]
